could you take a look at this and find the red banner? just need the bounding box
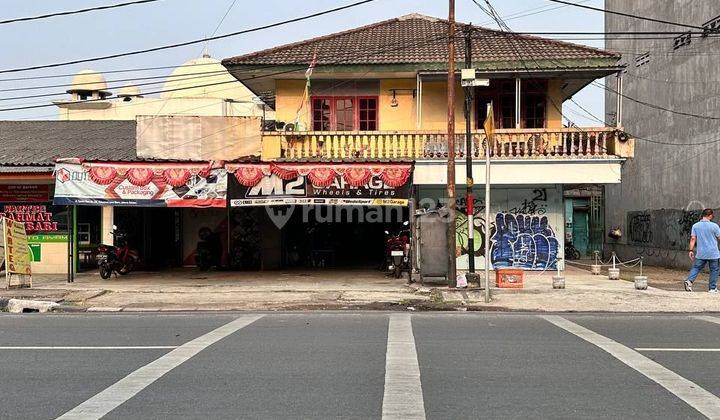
[227,163,412,207]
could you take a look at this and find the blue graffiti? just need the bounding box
[491,213,559,270]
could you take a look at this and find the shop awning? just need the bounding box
[53,161,227,207]
[227,163,412,207]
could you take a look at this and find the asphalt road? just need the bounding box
[0,312,718,420]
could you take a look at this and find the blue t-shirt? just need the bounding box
[691,220,720,260]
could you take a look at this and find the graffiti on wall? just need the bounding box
[626,208,708,251]
[628,212,653,244]
[450,188,560,270]
[491,213,559,270]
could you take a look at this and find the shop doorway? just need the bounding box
[281,206,408,269]
[114,207,182,270]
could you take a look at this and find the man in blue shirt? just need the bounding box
[685,208,720,293]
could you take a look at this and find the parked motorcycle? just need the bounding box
[385,221,411,279]
[97,226,139,279]
[564,240,581,260]
[196,227,222,271]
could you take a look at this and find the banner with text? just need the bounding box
[228,163,412,207]
[53,162,227,208]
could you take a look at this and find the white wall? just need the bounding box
[418,185,564,271]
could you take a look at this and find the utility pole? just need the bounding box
[463,25,475,276]
[446,0,457,287]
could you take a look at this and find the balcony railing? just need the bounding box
[264,127,629,161]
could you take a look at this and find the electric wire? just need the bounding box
[0,0,162,25]
[542,0,705,30]
[0,0,377,75]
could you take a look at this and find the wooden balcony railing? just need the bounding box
[263,127,629,161]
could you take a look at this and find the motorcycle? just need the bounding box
[385,221,411,279]
[564,240,581,260]
[97,225,139,279]
[196,227,222,271]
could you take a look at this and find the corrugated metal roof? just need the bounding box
[0,120,136,166]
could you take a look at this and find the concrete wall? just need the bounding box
[417,185,564,271]
[604,0,720,268]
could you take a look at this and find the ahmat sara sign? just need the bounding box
[53,162,227,208]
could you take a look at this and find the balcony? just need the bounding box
[262,127,633,162]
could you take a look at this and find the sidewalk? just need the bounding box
[1,266,718,312]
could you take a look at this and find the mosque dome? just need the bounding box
[67,70,110,95]
[161,54,254,100]
[117,84,142,98]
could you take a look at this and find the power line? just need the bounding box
[203,0,239,53]
[542,0,705,30]
[595,82,720,121]
[0,0,377,75]
[0,0,162,25]
[0,31,448,114]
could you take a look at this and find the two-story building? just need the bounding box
[220,13,634,272]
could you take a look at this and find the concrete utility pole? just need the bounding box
[446,0,457,287]
[463,26,475,276]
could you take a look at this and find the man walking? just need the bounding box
[685,208,720,293]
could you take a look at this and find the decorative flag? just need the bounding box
[483,103,495,140]
[294,49,318,129]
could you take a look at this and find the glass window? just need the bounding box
[358,98,378,131]
[335,98,354,131]
[523,94,546,129]
[311,96,378,131]
[312,98,332,131]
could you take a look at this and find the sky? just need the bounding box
[0,0,605,123]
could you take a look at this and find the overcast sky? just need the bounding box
[0,0,605,123]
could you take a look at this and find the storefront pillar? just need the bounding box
[101,206,114,245]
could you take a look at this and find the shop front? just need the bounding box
[53,160,229,271]
[0,180,71,274]
[227,163,413,270]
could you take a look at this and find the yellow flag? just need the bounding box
[483,104,494,140]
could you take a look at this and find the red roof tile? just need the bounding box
[223,13,619,68]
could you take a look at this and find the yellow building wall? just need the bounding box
[546,79,563,129]
[58,97,266,121]
[271,77,567,133]
[31,242,69,274]
[275,80,310,129]
[379,79,416,130]
[419,81,467,131]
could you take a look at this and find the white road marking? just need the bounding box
[542,315,720,419]
[636,348,720,352]
[694,315,720,326]
[56,314,263,420]
[382,314,426,420]
[0,346,176,350]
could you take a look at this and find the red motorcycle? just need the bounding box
[97,226,139,279]
[384,221,411,279]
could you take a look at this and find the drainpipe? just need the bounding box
[615,73,623,128]
[515,77,521,128]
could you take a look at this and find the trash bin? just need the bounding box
[496,268,524,288]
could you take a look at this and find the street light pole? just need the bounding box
[463,26,475,276]
[446,0,457,287]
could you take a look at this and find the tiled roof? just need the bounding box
[223,13,619,68]
[0,120,136,166]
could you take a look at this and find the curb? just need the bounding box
[1,298,60,313]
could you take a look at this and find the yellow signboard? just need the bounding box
[2,217,32,288]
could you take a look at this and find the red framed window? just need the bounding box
[311,96,378,131]
[358,97,378,131]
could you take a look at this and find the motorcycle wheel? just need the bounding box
[99,264,112,279]
[119,261,134,275]
[394,265,402,279]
